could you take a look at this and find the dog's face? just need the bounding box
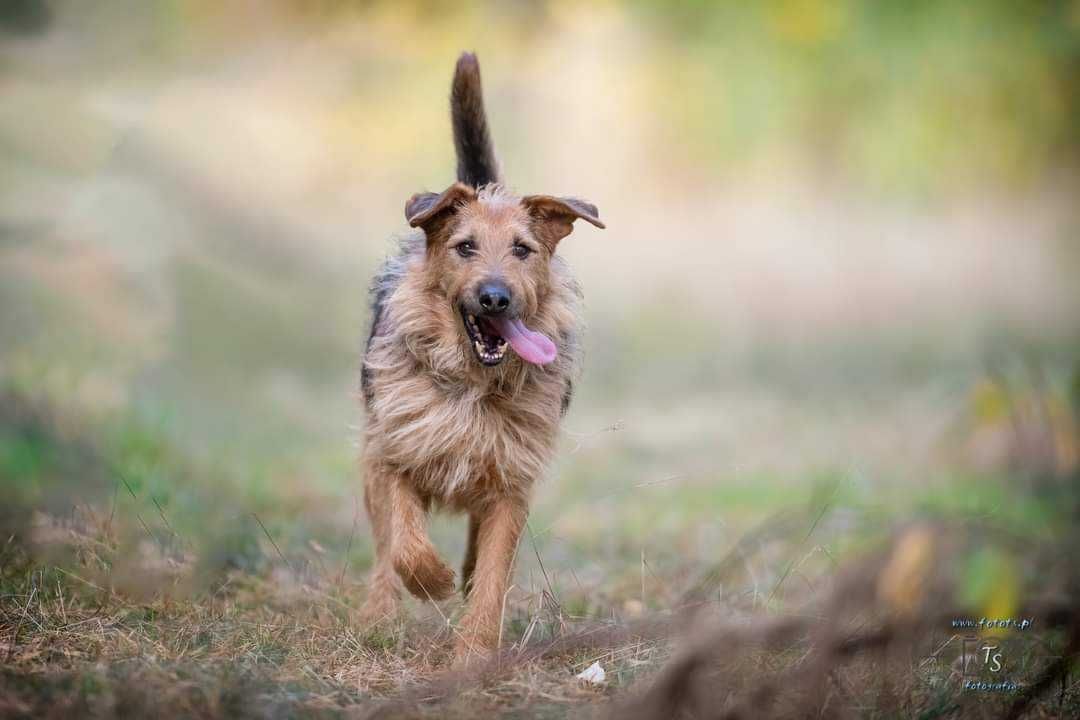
[406,184,603,367]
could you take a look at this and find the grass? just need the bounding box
[2,479,1077,718]
[0,507,631,717]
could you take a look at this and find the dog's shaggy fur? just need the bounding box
[358,53,603,661]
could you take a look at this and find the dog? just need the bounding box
[357,52,604,662]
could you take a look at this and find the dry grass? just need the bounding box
[1,506,643,718]
[2,488,1078,719]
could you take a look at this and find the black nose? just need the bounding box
[477,281,511,314]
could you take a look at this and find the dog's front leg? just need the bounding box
[358,461,403,623]
[461,512,481,597]
[454,495,527,663]
[389,475,456,601]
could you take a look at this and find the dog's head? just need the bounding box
[405,183,603,368]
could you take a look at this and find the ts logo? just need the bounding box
[981,645,1003,673]
[962,638,1004,674]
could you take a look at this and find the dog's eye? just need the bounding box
[511,242,533,260]
[454,240,477,258]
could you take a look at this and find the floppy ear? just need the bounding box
[405,182,476,237]
[521,195,605,246]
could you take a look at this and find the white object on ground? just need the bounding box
[576,661,606,685]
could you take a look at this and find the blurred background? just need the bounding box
[2,0,1079,610]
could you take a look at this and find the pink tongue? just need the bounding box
[487,317,557,365]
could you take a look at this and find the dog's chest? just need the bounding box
[373,379,560,502]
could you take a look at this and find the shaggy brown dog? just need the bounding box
[358,52,604,662]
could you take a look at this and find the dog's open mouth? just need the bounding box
[461,309,558,367]
[462,311,509,366]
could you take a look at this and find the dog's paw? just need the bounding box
[394,545,456,601]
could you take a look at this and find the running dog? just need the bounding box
[358,52,604,662]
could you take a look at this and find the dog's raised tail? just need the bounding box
[451,52,500,188]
